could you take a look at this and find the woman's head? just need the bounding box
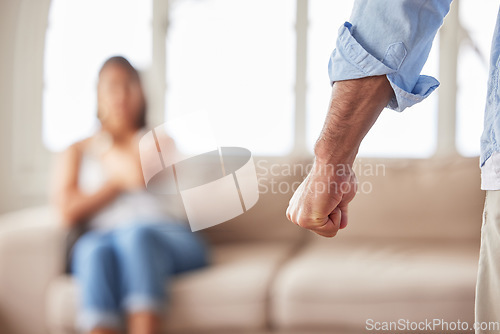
[97,56,146,134]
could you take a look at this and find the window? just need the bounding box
[43,0,152,151]
[307,0,439,158]
[456,0,498,156]
[165,0,295,155]
[43,0,487,158]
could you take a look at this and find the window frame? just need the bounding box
[159,0,462,158]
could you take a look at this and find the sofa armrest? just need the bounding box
[0,206,67,334]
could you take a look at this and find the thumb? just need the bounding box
[312,207,341,238]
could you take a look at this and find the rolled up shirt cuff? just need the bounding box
[328,22,440,112]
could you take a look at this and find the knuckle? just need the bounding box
[296,216,313,229]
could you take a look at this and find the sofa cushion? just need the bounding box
[345,157,484,241]
[46,241,297,333]
[0,207,65,334]
[203,157,484,243]
[200,157,306,244]
[271,238,479,331]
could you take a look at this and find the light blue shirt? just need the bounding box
[328,0,500,171]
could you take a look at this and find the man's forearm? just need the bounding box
[314,75,394,165]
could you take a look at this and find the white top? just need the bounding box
[78,134,184,230]
[481,151,500,190]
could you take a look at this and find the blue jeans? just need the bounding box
[70,221,209,332]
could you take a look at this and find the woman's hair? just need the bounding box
[97,56,147,129]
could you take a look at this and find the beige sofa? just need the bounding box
[0,157,484,334]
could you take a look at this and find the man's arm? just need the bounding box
[286,0,452,237]
[286,76,392,237]
[314,76,393,166]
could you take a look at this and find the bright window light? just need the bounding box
[456,0,498,157]
[165,0,296,156]
[307,0,439,158]
[43,0,152,151]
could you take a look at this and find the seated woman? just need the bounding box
[51,56,209,334]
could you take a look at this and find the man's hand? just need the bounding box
[286,161,357,237]
[286,75,394,237]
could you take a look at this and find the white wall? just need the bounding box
[0,0,52,214]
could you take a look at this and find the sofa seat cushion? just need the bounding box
[271,238,479,331]
[46,241,296,333]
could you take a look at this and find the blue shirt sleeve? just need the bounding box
[328,0,453,112]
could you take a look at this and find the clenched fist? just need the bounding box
[286,161,357,237]
[286,76,393,237]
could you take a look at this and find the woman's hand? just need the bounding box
[101,144,145,191]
